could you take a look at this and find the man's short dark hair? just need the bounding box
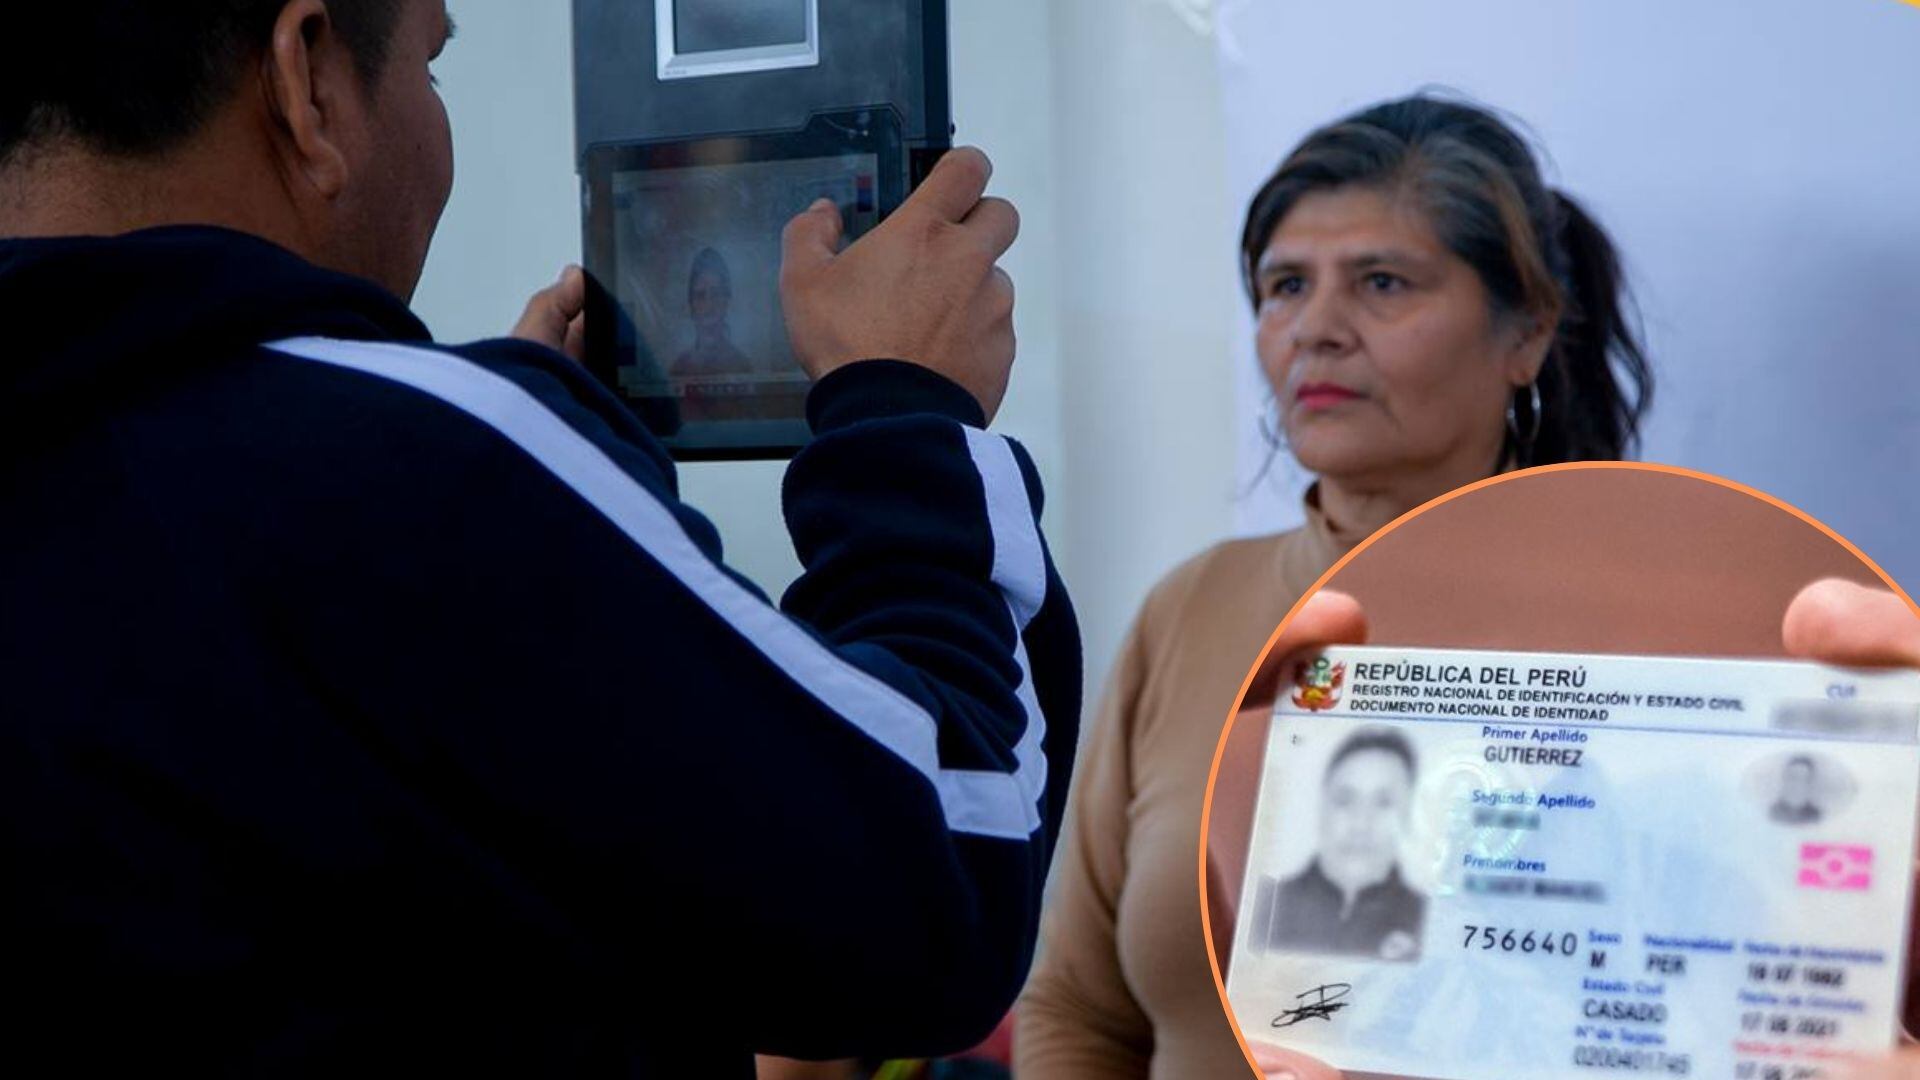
[1324,727,1417,784]
[2,1,404,163]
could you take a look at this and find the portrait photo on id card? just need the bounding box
[1241,722,1429,964]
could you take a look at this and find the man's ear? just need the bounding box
[259,0,360,201]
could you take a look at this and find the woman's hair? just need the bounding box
[1324,727,1417,784]
[688,247,732,296]
[1240,93,1652,466]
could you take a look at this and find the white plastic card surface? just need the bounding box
[1227,647,1920,1080]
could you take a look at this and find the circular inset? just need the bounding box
[1199,463,1920,1079]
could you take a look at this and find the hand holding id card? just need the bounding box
[1225,647,1920,1080]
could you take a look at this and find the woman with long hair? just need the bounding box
[1015,93,1653,1077]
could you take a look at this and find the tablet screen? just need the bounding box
[607,152,882,439]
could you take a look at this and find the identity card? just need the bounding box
[1225,647,1920,1080]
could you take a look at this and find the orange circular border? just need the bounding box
[1194,460,1920,1077]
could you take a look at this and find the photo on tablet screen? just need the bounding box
[609,153,880,428]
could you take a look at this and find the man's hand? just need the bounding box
[1782,579,1920,668]
[1250,1041,1347,1080]
[1781,579,1920,1069]
[512,265,587,364]
[779,146,1019,419]
[1245,590,1371,711]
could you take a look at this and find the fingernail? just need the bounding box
[809,198,836,213]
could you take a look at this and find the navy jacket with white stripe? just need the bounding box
[0,226,1081,1076]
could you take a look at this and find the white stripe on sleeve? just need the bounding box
[267,337,1049,840]
[962,427,1050,815]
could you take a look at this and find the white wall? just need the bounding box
[414,0,1240,701]
[412,2,578,352]
[1046,0,1241,696]
[1215,0,1920,591]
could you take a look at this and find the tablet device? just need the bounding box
[573,0,952,459]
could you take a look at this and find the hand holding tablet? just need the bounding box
[511,265,590,364]
[780,147,1020,417]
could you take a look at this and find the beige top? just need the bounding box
[1015,502,1361,1078]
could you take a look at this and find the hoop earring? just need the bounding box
[1497,380,1543,461]
[1506,381,1542,459]
[1258,394,1287,449]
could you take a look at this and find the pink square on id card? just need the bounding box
[1799,843,1873,890]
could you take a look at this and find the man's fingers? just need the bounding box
[904,146,993,225]
[511,265,587,352]
[1839,1051,1920,1080]
[780,199,844,284]
[1249,1041,1346,1080]
[554,265,586,321]
[562,313,587,365]
[961,196,1020,262]
[1782,579,1920,668]
[1279,590,1369,654]
[1246,590,1370,707]
[984,265,1015,322]
[958,266,1016,416]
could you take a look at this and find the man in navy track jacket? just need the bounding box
[0,1,1080,1074]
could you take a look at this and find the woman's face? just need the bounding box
[1317,747,1413,893]
[1253,185,1547,485]
[689,271,732,331]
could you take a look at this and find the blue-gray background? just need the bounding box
[414,0,1918,709]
